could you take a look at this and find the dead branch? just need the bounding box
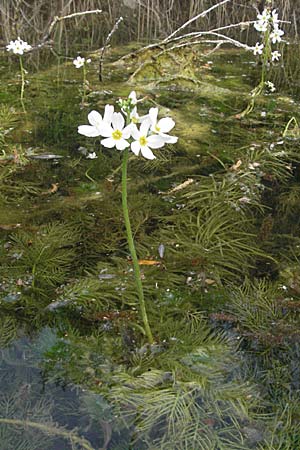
[99,16,123,82]
[33,9,102,51]
[163,0,232,42]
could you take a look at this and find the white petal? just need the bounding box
[131,125,140,140]
[99,123,114,137]
[128,91,137,105]
[78,125,101,137]
[131,141,141,155]
[158,117,175,133]
[141,146,156,160]
[139,114,150,123]
[122,124,133,139]
[140,120,151,136]
[101,137,116,148]
[160,133,178,144]
[116,139,129,150]
[149,107,158,125]
[112,112,125,130]
[103,105,114,124]
[88,111,103,128]
[147,134,166,149]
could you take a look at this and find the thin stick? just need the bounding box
[162,0,232,42]
[33,9,103,50]
[99,16,123,82]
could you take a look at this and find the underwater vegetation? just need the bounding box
[1,4,300,448]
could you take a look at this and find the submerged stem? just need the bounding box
[121,148,154,344]
[0,418,94,450]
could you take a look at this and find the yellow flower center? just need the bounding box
[112,129,122,140]
[155,124,160,132]
[139,136,147,146]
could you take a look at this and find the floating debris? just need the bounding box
[46,299,71,311]
[28,154,64,160]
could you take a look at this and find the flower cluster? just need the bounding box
[6,37,32,55]
[78,91,178,160]
[73,56,91,69]
[253,7,284,62]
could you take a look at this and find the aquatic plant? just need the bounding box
[6,37,32,109]
[78,91,178,343]
[240,1,285,117]
[0,223,79,302]
[109,316,260,449]
[73,55,91,105]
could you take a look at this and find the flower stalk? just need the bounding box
[78,91,178,344]
[19,56,26,107]
[121,147,154,343]
[6,37,32,110]
[239,4,285,118]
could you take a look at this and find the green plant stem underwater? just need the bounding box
[121,147,154,344]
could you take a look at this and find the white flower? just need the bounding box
[265,81,276,92]
[253,42,264,56]
[254,21,268,33]
[86,58,91,64]
[270,27,284,44]
[148,107,178,144]
[254,20,268,33]
[129,106,150,125]
[131,121,165,160]
[257,8,271,24]
[73,56,86,68]
[6,37,32,55]
[271,50,281,62]
[78,105,114,137]
[87,152,98,159]
[100,112,132,150]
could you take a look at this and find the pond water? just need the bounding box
[0,42,300,449]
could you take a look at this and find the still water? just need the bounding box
[0,43,300,449]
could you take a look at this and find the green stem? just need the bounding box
[82,64,87,104]
[121,148,154,344]
[19,56,26,110]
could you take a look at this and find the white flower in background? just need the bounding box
[271,50,281,62]
[73,56,86,68]
[87,152,98,159]
[253,42,264,56]
[78,105,114,137]
[100,112,132,150]
[131,121,165,160]
[254,20,268,33]
[148,107,178,144]
[265,81,276,92]
[257,8,271,24]
[270,27,284,44]
[6,37,32,55]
